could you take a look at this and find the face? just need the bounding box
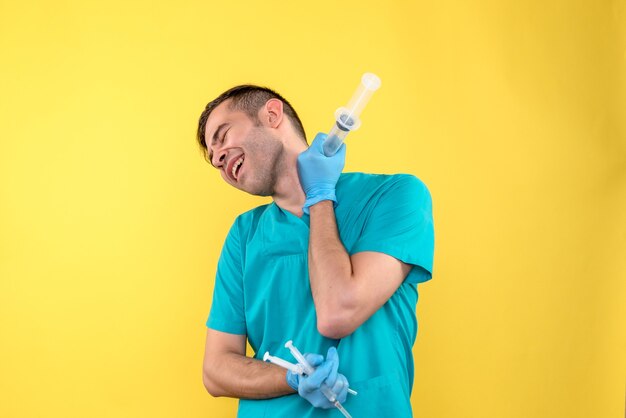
[205,101,285,196]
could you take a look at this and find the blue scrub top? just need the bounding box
[207,173,434,418]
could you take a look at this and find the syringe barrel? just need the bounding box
[343,73,381,123]
[264,352,304,375]
[285,341,315,375]
[322,125,349,156]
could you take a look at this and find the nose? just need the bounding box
[212,147,227,168]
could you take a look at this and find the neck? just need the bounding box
[272,138,308,217]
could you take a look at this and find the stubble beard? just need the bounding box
[244,128,285,197]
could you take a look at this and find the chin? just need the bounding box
[242,184,273,197]
[233,177,274,197]
[244,188,272,197]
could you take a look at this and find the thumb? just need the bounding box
[310,132,327,152]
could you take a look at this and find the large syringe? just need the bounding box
[323,73,382,156]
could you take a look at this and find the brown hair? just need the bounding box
[196,85,307,163]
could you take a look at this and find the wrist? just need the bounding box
[286,370,299,392]
[308,200,334,213]
[303,193,336,215]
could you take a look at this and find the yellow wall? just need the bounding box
[1,0,624,417]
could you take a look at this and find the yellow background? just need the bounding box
[1,0,624,417]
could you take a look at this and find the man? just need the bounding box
[199,85,434,417]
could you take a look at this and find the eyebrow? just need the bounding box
[207,123,229,165]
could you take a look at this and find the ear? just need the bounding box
[263,98,284,128]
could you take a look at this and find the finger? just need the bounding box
[303,353,324,368]
[330,374,345,396]
[300,359,332,392]
[324,347,339,387]
[311,132,327,150]
[334,375,349,403]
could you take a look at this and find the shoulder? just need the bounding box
[228,203,273,240]
[386,174,432,202]
[337,172,431,201]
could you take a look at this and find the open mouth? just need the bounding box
[230,155,244,181]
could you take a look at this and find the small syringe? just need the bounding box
[263,341,357,418]
[323,73,382,156]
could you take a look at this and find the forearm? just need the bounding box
[308,201,356,336]
[203,352,294,399]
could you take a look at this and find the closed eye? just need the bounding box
[208,125,230,168]
[221,128,229,144]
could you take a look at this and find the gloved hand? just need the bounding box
[286,353,323,391]
[286,346,349,409]
[297,132,346,214]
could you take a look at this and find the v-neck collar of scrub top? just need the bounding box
[270,202,310,228]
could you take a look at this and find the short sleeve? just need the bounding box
[206,218,247,334]
[350,175,435,284]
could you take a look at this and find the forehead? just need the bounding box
[205,99,249,139]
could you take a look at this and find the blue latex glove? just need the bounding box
[297,132,346,214]
[286,353,323,391]
[286,347,349,409]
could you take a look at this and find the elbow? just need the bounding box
[202,368,225,398]
[316,291,361,338]
[317,323,351,339]
[316,310,357,339]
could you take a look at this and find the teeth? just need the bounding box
[231,156,244,179]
